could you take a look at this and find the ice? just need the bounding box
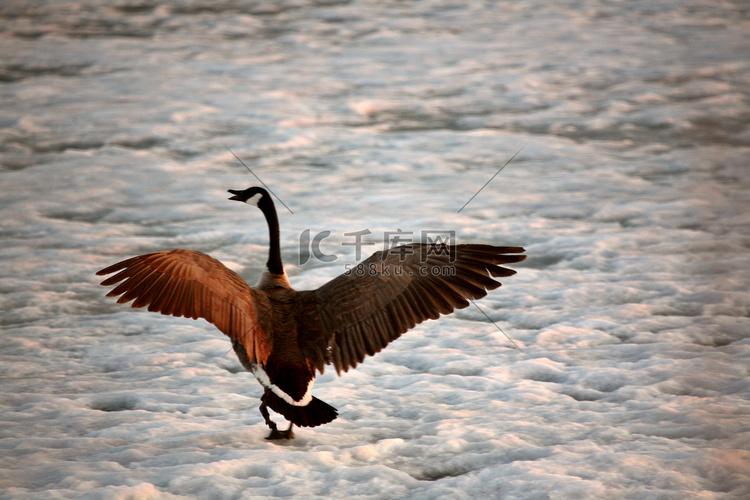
[1,0,750,498]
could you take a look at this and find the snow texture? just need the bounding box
[1,0,749,498]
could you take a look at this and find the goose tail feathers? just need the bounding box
[261,391,338,428]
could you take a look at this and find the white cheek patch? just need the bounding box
[245,193,263,207]
[251,363,314,407]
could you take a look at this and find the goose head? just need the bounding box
[228,186,271,208]
[228,186,285,278]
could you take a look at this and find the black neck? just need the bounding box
[260,198,284,275]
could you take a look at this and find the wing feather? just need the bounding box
[303,244,525,374]
[97,249,272,364]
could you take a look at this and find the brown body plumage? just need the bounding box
[97,186,525,439]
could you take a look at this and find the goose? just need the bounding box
[97,186,526,439]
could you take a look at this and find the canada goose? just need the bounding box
[97,186,525,439]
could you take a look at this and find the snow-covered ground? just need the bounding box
[2,1,750,498]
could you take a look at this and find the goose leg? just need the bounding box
[259,394,295,440]
[259,399,277,432]
[267,423,294,440]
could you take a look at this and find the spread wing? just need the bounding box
[96,249,272,364]
[301,244,525,375]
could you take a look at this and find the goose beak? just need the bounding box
[228,189,242,201]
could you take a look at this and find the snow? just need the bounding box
[2,0,750,498]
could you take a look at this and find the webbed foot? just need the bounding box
[260,397,294,440]
[266,423,294,440]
